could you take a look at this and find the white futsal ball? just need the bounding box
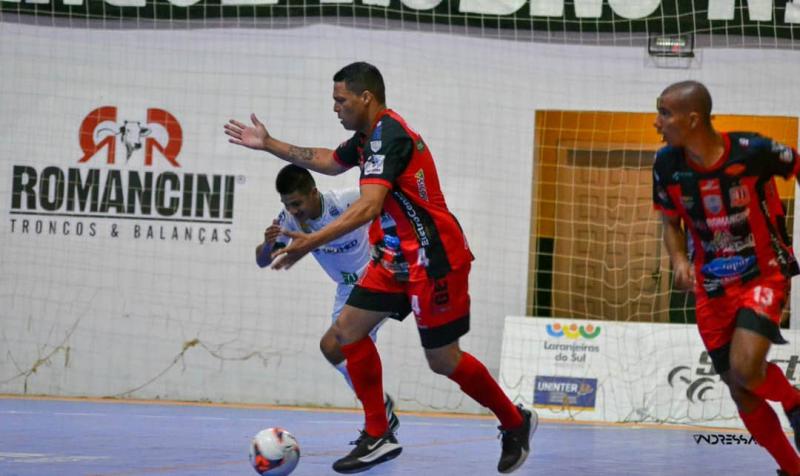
[249,427,300,475]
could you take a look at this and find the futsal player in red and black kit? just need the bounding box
[653,80,800,475]
[225,62,536,474]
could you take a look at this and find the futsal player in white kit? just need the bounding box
[255,164,399,432]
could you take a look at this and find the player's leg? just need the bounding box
[330,265,409,474]
[696,279,800,474]
[333,303,390,433]
[330,303,403,474]
[322,283,399,433]
[323,284,355,389]
[414,265,536,474]
[733,279,800,452]
[729,309,800,417]
[424,339,534,473]
[718,331,800,475]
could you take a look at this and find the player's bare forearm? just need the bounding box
[282,185,387,256]
[264,138,344,176]
[311,198,382,248]
[661,213,689,267]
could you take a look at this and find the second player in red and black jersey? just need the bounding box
[653,131,800,299]
[333,108,474,280]
[651,81,800,476]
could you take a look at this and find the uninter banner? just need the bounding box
[499,316,800,429]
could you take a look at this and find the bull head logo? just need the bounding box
[78,106,182,167]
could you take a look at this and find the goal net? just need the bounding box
[1,1,799,425]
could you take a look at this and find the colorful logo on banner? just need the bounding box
[534,375,598,410]
[8,106,238,244]
[545,322,601,340]
[542,321,601,365]
[78,106,182,167]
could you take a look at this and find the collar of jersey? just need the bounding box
[685,132,731,174]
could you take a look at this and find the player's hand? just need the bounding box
[224,113,270,151]
[269,250,305,271]
[263,220,281,246]
[673,259,695,291]
[270,230,317,270]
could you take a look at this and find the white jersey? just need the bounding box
[274,188,369,285]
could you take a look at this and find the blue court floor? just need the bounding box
[0,397,779,475]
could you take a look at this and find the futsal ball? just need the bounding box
[249,427,300,475]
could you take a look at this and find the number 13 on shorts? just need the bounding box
[753,285,774,307]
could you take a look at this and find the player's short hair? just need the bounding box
[662,80,713,125]
[276,164,315,195]
[333,62,386,105]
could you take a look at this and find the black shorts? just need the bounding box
[347,285,470,349]
[707,308,787,375]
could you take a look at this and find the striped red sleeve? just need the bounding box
[360,177,392,189]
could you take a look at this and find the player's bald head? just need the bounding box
[659,81,713,125]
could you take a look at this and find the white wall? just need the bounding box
[1,21,799,413]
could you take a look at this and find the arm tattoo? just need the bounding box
[288,146,315,162]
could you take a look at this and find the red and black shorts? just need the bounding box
[697,273,789,374]
[346,262,471,349]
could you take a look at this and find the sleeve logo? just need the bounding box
[364,154,385,175]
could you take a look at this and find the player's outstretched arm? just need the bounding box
[270,184,388,270]
[224,113,347,176]
[661,212,694,290]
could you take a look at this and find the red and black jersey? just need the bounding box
[333,109,474,279]
[653,132,800,298]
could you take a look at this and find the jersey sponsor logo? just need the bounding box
[702,194,723,215]
[701,255,756,278]
[329,206,341,217]
[729,185,750,208]
[700,179,720,192]
[706,209,749,231]
[370,140,382,152]
[340,271,359,285]
[392,191,431,248]
[707,231,755,254]
[704,232,754,255]
[672,170,694,182]
[364,154,385,175]
[380,211,397,229]
[738,137,750,147]
[724,163,746,176]
[415,169,429,202]
[313,238,359,255]
[672,171,694,181]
